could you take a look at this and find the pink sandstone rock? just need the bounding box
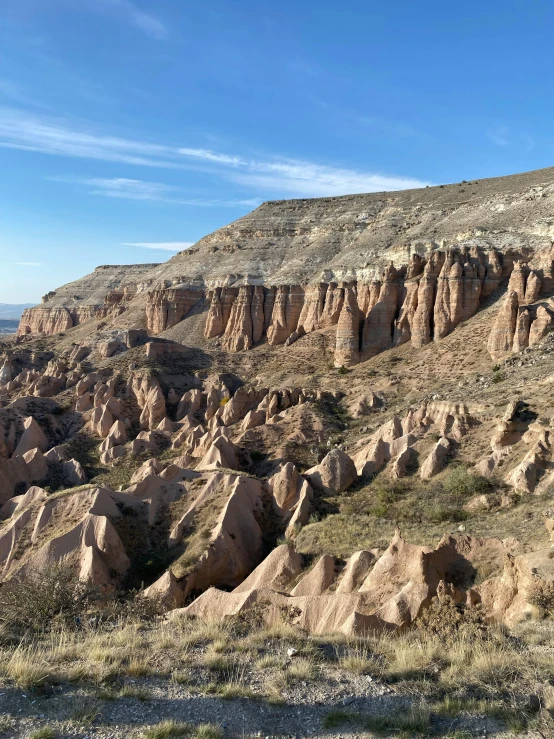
[13,417,48,457]
[487,291,519,359]
[305,448,357,494]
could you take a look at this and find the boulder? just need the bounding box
[285,482,313,538]
[129,458,165,484]
[304,448,357,494]
[241,409,266,431]
[143,570,184,608]
[270,462,305,512]
[352,437,389,478]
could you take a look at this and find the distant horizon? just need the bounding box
[1,0,554,302]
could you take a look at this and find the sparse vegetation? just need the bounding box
[0,595,552,735]
[296,464,495,556]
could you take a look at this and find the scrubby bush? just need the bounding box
[0,563,101,634]
[441,465,490,498]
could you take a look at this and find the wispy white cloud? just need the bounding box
[86,177,175,201]
[228,159,428,197]
[0,108,176,167]
[89,0,168,39]
[3,108,429,198]
[122,242,193,251]
[174,147,428,195]
[0,79,47,109]
[178,148,245,166]
[48,175,263,208]
[14,262,41,266]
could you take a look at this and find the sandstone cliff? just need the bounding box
[17,263,158,336]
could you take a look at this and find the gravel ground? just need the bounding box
[0,672,541,739]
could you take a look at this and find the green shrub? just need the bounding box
[442,466,490,498]
[427,505,468,524]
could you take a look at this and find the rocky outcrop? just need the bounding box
[420,437,450,479]
[361,265,399,359]
[146,287,204,333]
[487,291,519,359]
[130,374,166,431]
[13,417,48,457]
[19,264,156,336]
[0,448,49,502]
[305,448,357,494]
[221,286,255,352]
[410,251,445,348]
[529,305,554,346]
[267,285,305,345]
[334,286,361,367]
[177,530,549,634]
[488,292,554,358]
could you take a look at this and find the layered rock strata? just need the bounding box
[17,264,158,336]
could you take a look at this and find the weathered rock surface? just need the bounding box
[305,448,357,494]
[176,530,550,634]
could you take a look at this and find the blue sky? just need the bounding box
[1,0,553,303]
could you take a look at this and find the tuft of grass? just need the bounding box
[96,687,117,700]
[30,729,57,739]
[286,657,316,682]
[0,716,15,733]
[172,670,193,685]
[323,710,358,728]
[338,643,379,674]
[127,658,151,677]
[203,654,232,673]
[143,721,192,739]
[254,654,283,670]
[69,701,100,726]
[1,646,52,689]
[119,685,151,701]
[205,681,257,700]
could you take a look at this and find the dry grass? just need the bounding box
[0,645,53,688]
[1,607,553,734]
[29,728,56,739]
[338,642,380,674]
